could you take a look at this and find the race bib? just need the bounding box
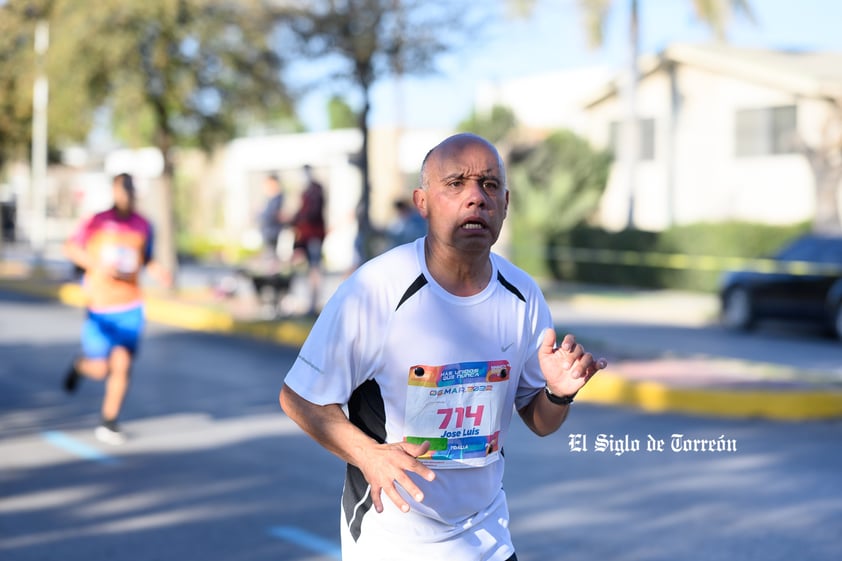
[403,360,511,469]
[100,244,140,274]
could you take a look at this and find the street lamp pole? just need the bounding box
[31,19,49,267]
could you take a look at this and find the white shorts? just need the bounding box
[339,488,515,561]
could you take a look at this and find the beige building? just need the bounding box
[583,43,842,231]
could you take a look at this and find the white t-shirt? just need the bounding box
[283,238,552,560]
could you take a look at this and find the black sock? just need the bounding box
[63,360,80,393]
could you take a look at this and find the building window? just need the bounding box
[609,118,655,161]
[735,105,797,157]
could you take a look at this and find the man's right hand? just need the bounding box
[278,386,437,515]
[358,440,436,514]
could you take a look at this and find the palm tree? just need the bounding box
[579,0,754,228]
[800,100,842,233]
[508,0,754,227]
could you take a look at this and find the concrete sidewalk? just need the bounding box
[2,251,841,422]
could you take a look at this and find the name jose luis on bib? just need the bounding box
[403,360,511,469]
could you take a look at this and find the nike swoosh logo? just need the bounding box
[501,342,515,352]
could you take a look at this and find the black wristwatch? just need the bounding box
[544,385,577,406]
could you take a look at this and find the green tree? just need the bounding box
[0,3,96,168]
[458,105,519,146]
[0,1,95,258]
[1,0,294,279]
[0,10,39,170]
[283,0,482,260]
[508,130,612,275]
[327,95,359,130]
[83,0,292,278]
[458,103,611,274]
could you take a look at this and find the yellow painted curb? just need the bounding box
[143,297,311,347]
[0,279,311,348]
[57,283,87,307]
[580,371,842,421]
[0,278,68,300]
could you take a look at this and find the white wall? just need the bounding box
[586,61,820,231]
[220,128,450,271]
[223,130,362,271]
[674,65,815,226]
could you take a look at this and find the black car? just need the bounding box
[719,233,842,339]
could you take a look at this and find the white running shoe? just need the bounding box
[95,422,126,446]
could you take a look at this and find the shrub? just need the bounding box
[542,221,812,291]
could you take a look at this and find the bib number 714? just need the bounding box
[437,405,484,430]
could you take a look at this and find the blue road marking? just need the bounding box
[268,526,341,559]
[41,431,119,465]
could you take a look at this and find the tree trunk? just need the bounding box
[813,165,842,233]
[358,87,373,261]
[153,102,179,289]
[622,0,640,229]
[157,153,179,287]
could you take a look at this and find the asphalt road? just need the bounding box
[1,291,840,561]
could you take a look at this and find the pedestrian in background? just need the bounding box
[386,198,427,249]
[62,173,171,445]
[291,164,326,315]
[258,173,288,271]
[280,133,606,560]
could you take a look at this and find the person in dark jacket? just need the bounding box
[292,165,326,315]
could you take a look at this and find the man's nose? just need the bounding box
[465,180,488,207]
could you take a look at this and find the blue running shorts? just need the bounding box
[81,305,145,359]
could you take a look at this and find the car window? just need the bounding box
[775,237,819,261]
[775,236,842,264]
[816,239,842,264]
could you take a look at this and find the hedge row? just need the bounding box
[544,221,811,292]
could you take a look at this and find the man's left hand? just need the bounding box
[538,328,607,398]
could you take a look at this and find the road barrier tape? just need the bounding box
[549,247,842,276]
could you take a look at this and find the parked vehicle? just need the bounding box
[1,198,15,242]
[718,233,842,339]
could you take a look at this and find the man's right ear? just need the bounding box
[412,189,427,218]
